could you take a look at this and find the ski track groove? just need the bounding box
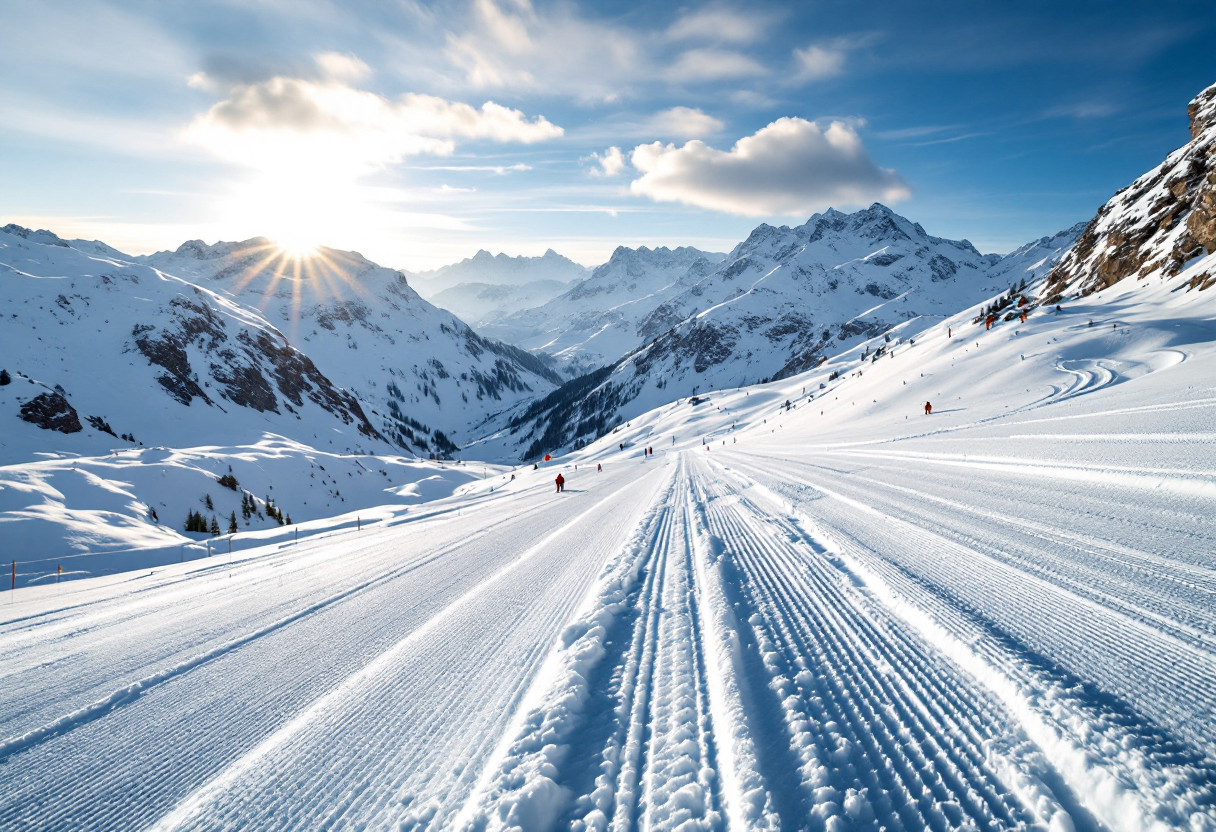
[689,455,1045,832]
[718,452,1216,830]
[0,468,665,832]
[5,407,1215,832]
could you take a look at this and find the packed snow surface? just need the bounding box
[3,256,1215,831]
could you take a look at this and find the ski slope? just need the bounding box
[3,272,1216,830]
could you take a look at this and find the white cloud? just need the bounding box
[445,0,641,99]
[668,48,768,83]
[586,146,627,177]
[666,7,768,44]
[647,107,724,138]
[314,52,371,83]
[185,59,562,175]
[794,44,846,80]
[629,117,909,216]
[792,35,873,83]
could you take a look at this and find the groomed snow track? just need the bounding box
[4,395,1216,830]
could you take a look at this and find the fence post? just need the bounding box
[11,561,14,592]
[295,526,298,544]
[228,536,232,555]
[57,564,62,585]
[358,515,361,532]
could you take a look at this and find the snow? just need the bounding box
[469,206,1082,461]
[134,237,562,452]
[0,434,488,578]
[4,249,1215,830]
[5,89,1216,830]
[478,245,726,377]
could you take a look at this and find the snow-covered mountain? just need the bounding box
[1041,80,1216,300]
[136,238,562,454]
[0,225,385,465]
[478,245,726,377]
[470,205,1082,460]
[409,248,587,295]
[427,278,572,328]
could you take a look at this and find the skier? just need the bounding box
[924,401,932,416]
[597,463,602,473]
[555,473,565,493]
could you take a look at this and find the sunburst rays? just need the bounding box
[223,241,376,342]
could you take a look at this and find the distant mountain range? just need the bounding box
[469,206,1083,459]
[478,245,727,378]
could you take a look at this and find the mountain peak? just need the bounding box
[1188,81,1216,139]
[2,224,69,248]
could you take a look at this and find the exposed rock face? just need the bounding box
[128,287,383,440]
[1043,81,1216,299]
[20,392,82,433]
[136,239,561,455]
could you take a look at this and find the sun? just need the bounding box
[223,173,346,261]
[272,234,319,260]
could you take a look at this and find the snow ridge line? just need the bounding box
[736,471,1212,832]
[451,463,677,832]
[143,474,654,832]
[684,457,781,832]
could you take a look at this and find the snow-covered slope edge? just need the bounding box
[1,436,486,569]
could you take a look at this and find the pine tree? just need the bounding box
[209,515,221,536]
[205,494,214,511]
[285,514,292,525]
[184,510,194,533]
[228,511,238,534]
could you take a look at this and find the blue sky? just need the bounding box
[2,0,1212,269]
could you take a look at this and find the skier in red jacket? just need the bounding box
[924,401,932,416]
[555,473,565,493]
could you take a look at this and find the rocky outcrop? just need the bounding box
[20,392,82,433]
[1043,82,1216,300]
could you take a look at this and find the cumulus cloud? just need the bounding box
[185,55,561,173]
[629,118,909,216]
[647,107,724,138]
[585,146,627,177]
[668,48,767,82]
